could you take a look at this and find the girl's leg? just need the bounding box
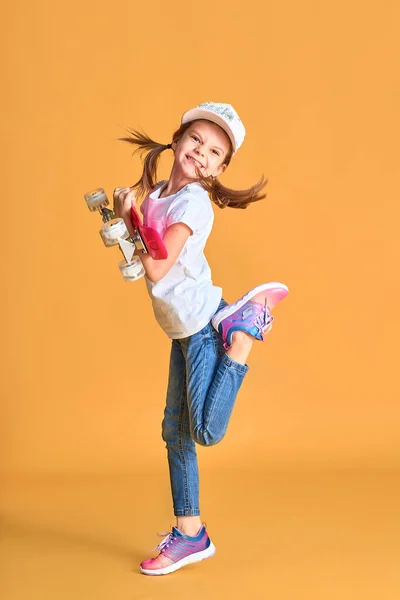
[226,330,255,364]
[181,282,288,446]
[181,310,249,447]
[161,339,201,521]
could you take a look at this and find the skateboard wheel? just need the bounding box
[118,257,145,281]
[84,188,109,211]
[100,218,130,247]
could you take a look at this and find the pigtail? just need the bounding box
[198,173,267,209]
[118,128,170,199]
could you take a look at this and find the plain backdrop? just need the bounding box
[2,2,400,598]
[2,0,399,476]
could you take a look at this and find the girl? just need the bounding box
[113,102,289,576]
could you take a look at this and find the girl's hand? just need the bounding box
[113,187,136,218]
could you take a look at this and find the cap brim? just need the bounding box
[181,108,236,154]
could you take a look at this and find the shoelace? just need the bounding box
[151,531,175,552]
[248,298,274,340]
[150,523,207,553]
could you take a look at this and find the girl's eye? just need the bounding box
[192,135,200,142]
[212,149,220,156]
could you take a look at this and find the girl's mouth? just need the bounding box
[186,155,204,170]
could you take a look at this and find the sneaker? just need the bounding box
[212,282,289,350]
[140,525,216,576]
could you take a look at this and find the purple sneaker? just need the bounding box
[140,525,216,576]
[212,282,289,349]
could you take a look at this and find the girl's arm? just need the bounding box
[137,223,191,283]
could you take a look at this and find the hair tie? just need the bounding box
[166,143,172,149]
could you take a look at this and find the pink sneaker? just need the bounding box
[140,525,216,576]
[212,282,289,349]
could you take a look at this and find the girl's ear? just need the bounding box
[171,139,178,150]
[215,163,227,177]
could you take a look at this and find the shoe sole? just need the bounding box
[140,542,216,576]
[212,282,289,332]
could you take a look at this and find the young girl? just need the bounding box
[113,102,289,576]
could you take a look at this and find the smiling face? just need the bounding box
[172,120,232,180]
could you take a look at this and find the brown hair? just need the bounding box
[118,121,267,209]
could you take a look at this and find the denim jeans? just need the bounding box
[161,299,249,516]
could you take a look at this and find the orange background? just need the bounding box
[2,0,399,473]
[1,0,400,597]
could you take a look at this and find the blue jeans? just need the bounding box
[161,299,249,517]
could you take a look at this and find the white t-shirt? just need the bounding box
[140,180,222,339]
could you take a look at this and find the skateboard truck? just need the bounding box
[84,187,167,281]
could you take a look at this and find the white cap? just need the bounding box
[181,102,246,155]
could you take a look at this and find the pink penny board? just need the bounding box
[130,205,168,260]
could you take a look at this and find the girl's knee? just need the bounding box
[192,429,225,447]
[161,418,175,443]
